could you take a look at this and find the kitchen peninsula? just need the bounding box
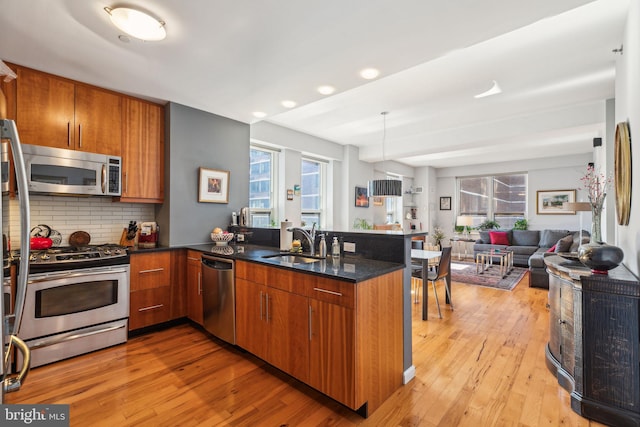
[184,242,405,417]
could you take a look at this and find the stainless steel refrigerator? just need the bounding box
[1,119,32,404]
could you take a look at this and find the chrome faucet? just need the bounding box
[287,224,316,256]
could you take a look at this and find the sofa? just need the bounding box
[473,229,589,289]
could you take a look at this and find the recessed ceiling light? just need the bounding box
[104,7,166,41]
[317,85,335,95]
[252,111,267,118]
[360,68,380,80]
[281,100,297,108]
[474,80,502,98]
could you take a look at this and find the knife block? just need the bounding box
[119,228,136,247]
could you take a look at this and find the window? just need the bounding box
[458,174,526,229]
[249,146,277,227]
[301,157,326,228]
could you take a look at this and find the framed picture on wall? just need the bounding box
[439,196,451,210]
[198,167,230,203]
[536,189,576,214]
[355,186,369,207]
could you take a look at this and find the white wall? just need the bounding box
[615,1,640,275]
[431,154,593,243]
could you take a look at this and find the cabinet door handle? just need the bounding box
[265,293,270,323]
[67,121,71,147]
[139,268,164,274]
[197,272,202,295]
[259,291,264,320]
[78,123,82,147]
[308,305,313,341]
[187,257,200,261]
[124,171,128,194]
[558,319,566,325]
[138,304,164,312]
[313,287,342,297]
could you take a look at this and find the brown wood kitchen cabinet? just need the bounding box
[235,260,402,416]
[129,251,172,331]
[15,65,122,156]
[117,97,165,203]
[235,262,309,382]
[186,250,204,325]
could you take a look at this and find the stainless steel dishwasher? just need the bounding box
[201,254,236,344]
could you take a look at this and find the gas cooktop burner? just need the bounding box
[25,244,130,272]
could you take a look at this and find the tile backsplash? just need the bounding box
[9,195,155,248]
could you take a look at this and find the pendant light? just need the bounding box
[368,111,402,197]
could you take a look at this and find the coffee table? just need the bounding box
[476,250,513,278]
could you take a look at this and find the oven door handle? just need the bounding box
[28,268,129,283]
[3,335,30,394]
[1,120,31,336]
[26,322,127,350]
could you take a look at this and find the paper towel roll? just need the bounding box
[280,221,293,250]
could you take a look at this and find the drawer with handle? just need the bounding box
[130,251,171,291]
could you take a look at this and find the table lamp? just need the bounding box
[563,202,591,250]
[456,216,474,239]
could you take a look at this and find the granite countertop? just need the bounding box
[183,243,404,283]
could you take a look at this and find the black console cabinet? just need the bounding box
[545,255,640,427]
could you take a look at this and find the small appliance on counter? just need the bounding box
[138,222,158,248]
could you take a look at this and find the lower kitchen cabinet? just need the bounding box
[129,287,171,330]
[186,250,204,325]
[235,272,309,382]
[235,260,402,416]
[309,298,355,407]
[129,251,171,331]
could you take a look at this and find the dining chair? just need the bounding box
[425,246,453,318]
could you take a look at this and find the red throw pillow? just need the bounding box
[547,244,557,253]
[489,231,509,245]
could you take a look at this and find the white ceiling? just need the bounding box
[0,0,629,168]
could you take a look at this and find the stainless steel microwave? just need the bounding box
[21,144,121,196]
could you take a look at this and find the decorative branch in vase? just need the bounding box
[579,164,611,243]
[578,165,622,274]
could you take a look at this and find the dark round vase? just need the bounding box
[578,242,624,274]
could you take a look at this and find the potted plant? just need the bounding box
[478,219,500,230]
[431,226,446,249]
[513,219,529,230]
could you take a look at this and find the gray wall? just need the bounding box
[157,102,250,246]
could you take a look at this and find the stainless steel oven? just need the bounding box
[18,263,129,368]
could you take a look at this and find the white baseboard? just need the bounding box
[403,365,416,384]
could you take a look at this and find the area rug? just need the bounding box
[450,261,527,291]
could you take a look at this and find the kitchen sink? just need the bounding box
[262,254,323,264]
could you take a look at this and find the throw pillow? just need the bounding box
[489,231,510,245]
[554,235,574,253]
[540,229,570,248]
[547,244,557,253]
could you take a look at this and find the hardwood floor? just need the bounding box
[6,274,606,426]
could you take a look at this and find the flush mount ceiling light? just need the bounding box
[252,111,267,118]
[368,112,402,198]
[474,80,502,99]
[104,7,166,41]
[281,100,297,108]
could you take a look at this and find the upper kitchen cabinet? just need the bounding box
[15,66,122,156]
[117,97,165,203]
